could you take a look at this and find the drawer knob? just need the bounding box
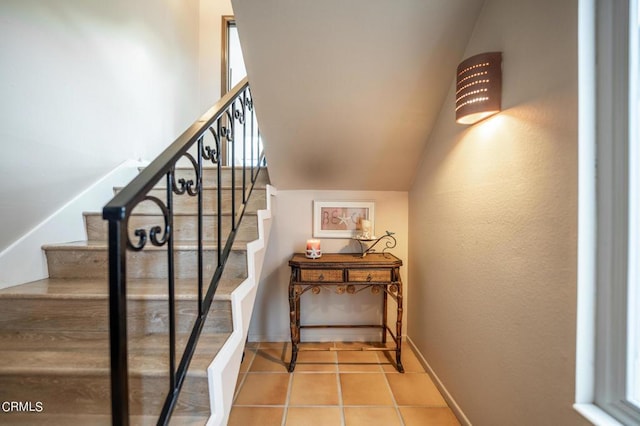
[318,274,325,281]
[366,274,373,282]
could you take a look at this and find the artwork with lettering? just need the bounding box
[313,201,375,238]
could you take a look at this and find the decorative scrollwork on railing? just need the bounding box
[219,110,235,142]
[170,153,200,197]
[202,127,220,164]
[104,78,266,425]
[233,104,245,125]
[127,195,170,251]
[241,92,253,112]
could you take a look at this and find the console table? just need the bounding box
[288,253,404,373]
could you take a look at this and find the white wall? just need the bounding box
[0,0,201,252]
[249,190,408,342]
[408,0,588,424]
[198,0,233,112]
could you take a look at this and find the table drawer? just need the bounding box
[347,269,391,282]
[299,269,343,282]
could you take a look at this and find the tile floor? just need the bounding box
[230,342,461,426]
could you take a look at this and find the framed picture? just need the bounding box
[313,201,375,238]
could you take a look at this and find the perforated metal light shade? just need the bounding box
[455,52,502,125]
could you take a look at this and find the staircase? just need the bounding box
[0,165,273,425]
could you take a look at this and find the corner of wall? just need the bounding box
[0,160,144,290]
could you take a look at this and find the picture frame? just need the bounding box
[313,201,375,238]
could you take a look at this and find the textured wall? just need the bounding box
[408,0,588,424]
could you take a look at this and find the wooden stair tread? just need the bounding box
[0,166,269,419]
[42,240,250,251]
[0,413,208,426]
[0,331,230,375]
[0,277,244,300]
[0,330,108,350]
[126,185,267,190]
[83,211,258,217]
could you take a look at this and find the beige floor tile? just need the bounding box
[294,350,338,372]
[234,373,245,400]
[299,341,336,350]
[386,373,447,406]
[234,373,290,406]
[334,341,388,350]
[228,406,284,426]
[289,373,339,406]
[239,348,256,373]
[250,347,291,372]
[337,350,383,372]
[259,341,290,350]
[232,343,459,426]
[344,406,402,426]
[340,373,394,406]
[285,406,342,426]
[378,347,424,373]
[399,407,461,426]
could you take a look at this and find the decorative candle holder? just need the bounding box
[354,230,397,258]
[305,239,322,259]
[359,219,372,240]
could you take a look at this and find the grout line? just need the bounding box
[281,369,294,426]
[235,342,448,426]
[232,404,287,407]
[268,404,343,407]
[231,349,256,405]
[381,370,405,426]
[336,370,345,426]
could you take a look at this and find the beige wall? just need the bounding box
[249,190,408,342]
[408,0,588,424]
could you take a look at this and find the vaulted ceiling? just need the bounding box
[231,0,485,190]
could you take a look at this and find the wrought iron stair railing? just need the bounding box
[102,77,263,425]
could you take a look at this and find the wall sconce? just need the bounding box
[455,52,502,125]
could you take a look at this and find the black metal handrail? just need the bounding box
[103,77,264,425]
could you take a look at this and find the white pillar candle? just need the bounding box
[360,219,371,238]
[305,239,322,259]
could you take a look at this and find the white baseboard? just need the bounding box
[0,160,144,289]
[406,336,472,426]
